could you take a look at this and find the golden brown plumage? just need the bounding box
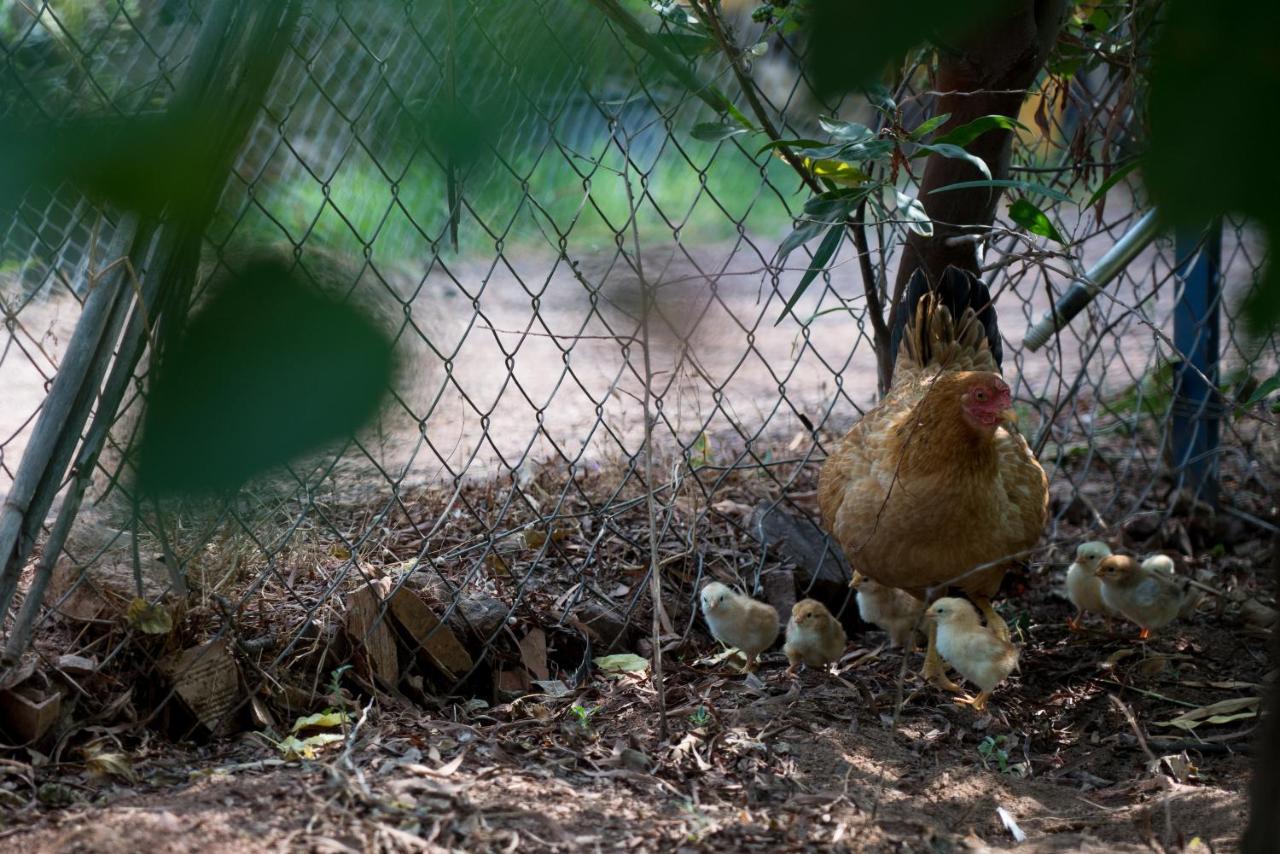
[783,598,847,674]
[818,267,1048,687]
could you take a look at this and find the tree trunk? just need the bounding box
[888,0,1067,382]
[1242,531,1280,852]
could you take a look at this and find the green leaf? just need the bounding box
[817,117,875,142]
[776,218,835,261]
[755,138,828,157]
[776,194,857,261]
[758,137,895,164]
[895,190,933,238]
[1244,373,1280,407]
[929,114,1027,148]
[913,143,991,180]
[777,225,843,324]
[1084,160,1141,209]
[930,179,1073,204]
[1008,198,1065,244]
[691,122,749,142]
[136,258,397,496]
[594,653,649,674]
[649,30,716,57]
[908,112,952,140]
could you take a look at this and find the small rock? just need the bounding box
[1122,514,1161,545]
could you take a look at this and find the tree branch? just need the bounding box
[691,0,893,389]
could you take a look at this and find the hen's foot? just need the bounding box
[976,597,1011,642]
[954,690,991,711]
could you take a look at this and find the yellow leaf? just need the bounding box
[796,155,870,187]
[290,710,351,733]
[593,653,649,674]
[277,732,345,760]
[126,598,172,635]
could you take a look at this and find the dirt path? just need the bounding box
[3,215,1264,502]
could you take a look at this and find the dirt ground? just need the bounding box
[0,556,1263,852]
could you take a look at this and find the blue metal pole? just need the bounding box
[1172,221,1223,507]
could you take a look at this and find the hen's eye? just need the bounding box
[975,390,988,402]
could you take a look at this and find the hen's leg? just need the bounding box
[975,596,1010,642]
[921,621,962,693]
[955,690,991,711]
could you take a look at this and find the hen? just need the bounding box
[818,267,1048,689]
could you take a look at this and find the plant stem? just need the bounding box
[691,0,893,389]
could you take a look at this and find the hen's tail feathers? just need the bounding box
[890,266,1003,373]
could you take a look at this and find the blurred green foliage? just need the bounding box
[803,0,1016,96]
[135,258,396,496]
[1144,0,1280,333]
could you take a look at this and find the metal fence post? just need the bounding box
[1172,221,1223,507]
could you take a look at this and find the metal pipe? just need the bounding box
[1022,209,1162,351]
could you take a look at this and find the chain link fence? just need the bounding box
[0,0,1275,740]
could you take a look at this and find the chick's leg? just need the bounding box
[975,596,1010,642]
[921,621,962,693]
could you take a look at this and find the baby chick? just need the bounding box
[699,582,779,672]
[1096,554,1188,639]
[852,571,924,649]
[925,597,1019,711]
[1142,554,1201,617]
[783,599,847,675]
[1064,540,1114,628]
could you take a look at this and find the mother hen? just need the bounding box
[817,267,1048,689]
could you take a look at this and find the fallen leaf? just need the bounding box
[277,732,345,760]
[126,598,172,635]
[84,750,138,783]
[594,653,650,674]
[1149,751,1199,783]
[518,628,550,681]
[291,711,351,733]
[996,806,1027,843]
[1154,696,1261,730]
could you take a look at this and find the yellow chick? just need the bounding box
[1096,554,1188,639]
[699,582,779,672]
[783,599,847,675]
[1064,540,1114,628]
[1141,554,1176,577]
[851,571,924,649]
[925,597,1019,711]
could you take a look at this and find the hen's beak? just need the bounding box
[997,407,1018,426]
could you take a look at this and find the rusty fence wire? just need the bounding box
[0,0,1275,738]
